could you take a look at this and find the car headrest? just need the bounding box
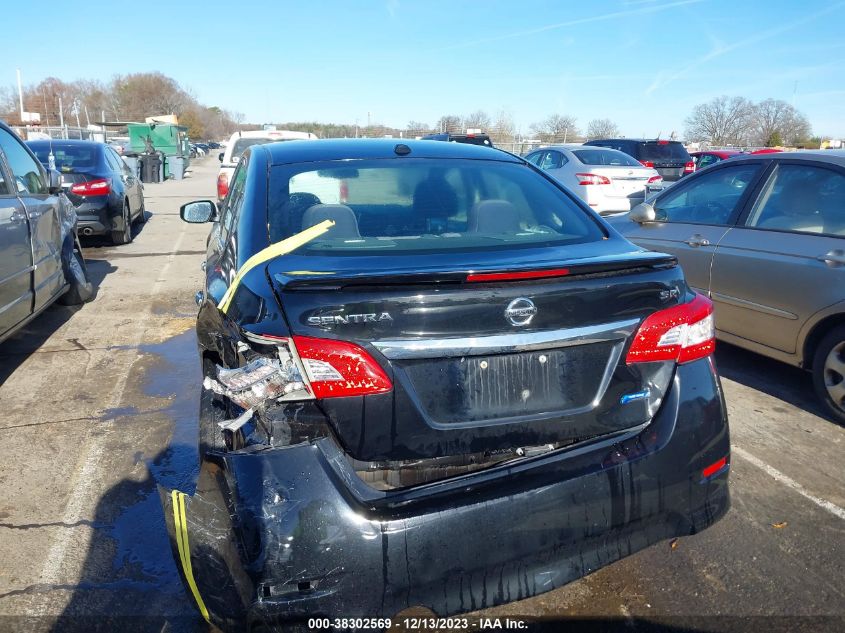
[301,204,360,239]
[467,199,522,233]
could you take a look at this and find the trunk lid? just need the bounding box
[267,244,683,462]
[588,166,653,200]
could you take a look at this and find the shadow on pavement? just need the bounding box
[51,329,207,632]
[714,342,832,422]
[0,259,117,384]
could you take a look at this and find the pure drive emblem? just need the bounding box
[307,312,393,327]
[504,298,537,326]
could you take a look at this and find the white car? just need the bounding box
[525,145,663,214]
[217,129,318,201]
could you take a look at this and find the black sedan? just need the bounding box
[170,139,730,630]
[27,140,145,244]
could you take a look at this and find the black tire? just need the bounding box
[111,202,132,245]
[812,325,845,424]
[57,248,94,305]
[200,358,229,454]
[134,199,147,224]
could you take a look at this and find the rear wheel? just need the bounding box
[111,202,133,245]
[134,199,147,224]
[812,325,845,424]
[57,247,94,305]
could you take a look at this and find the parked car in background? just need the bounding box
[608,151,845,422]
[171,138,730,630]
[584,138,695,182]
[217,129,318,201]
[0,121,92,343]
[27,139,145,245]
[525,145,663,214]
[691,149,744,170]
[421,131,494,147]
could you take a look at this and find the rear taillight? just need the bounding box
[647,175,663,184]
[70,178,110,196]
[640,160,654,168]
[292,336,392,398]
[576,173,611,185]
[217,172,229,199]
[339,179,349,203]
[684,161,696,173]
[626,293,715,364]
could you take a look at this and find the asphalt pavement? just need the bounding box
[0,155,842,633]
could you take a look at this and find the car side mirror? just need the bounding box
[629,202,656,223]
[218,152,224,162]
[180,200,217,223]
[48,169,63,194]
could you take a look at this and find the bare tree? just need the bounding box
[684,96,754,146]
[586,118,620,140]
[490,109,516,145]
[530,114,579,143]
[405,120,430,137]
[464,109,491,130]
[752,98,811,146]
[436,115,462,134]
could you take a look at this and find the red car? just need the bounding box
[690,149,744,170]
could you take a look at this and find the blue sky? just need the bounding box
[7,0,845,137]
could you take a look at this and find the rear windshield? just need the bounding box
[230,137,295,160]
[29,143,100,172]
[573,149,641,166]
[638,142,690,161]
[267,158,604,255]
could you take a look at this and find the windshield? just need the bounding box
[267,158,603,254]
[573,149,641,166]
[29,143,100,173]
[639,142,690,161]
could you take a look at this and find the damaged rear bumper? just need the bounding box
[161,357,730,631]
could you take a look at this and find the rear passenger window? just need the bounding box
[745,164,845,236]
[539,151,567,170]
[653,164,760,225]
[0,163,9,195]
[525,152,543,166]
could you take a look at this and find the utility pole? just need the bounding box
[16,69,24,121]
[58,97,65,138]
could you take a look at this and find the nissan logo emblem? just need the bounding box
[505,298,537,326]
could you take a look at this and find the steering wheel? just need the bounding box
[693,200,729,223]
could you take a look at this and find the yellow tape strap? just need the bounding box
[171,490,211,623]
[218,219,335,314]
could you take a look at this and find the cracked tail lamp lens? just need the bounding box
[626,294,715,364]
[292,336,392,399]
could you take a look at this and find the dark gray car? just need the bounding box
[0,121,92,344]
[609,151,845,422]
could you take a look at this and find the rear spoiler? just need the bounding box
[274,254,677,291]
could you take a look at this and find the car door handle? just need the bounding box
[7,208,27,224]
[818,250,845,267]
[684,234,711,247]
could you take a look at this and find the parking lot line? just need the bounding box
[733,445,845,521]
[31,224,190,608]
